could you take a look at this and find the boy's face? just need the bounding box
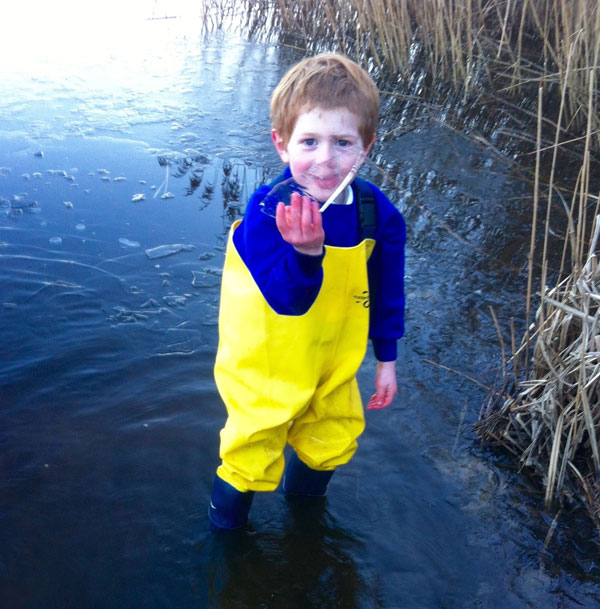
[272,106,374,203]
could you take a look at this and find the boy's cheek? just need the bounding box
[289,165,314,191]
[289,157,312,177]
[277,149,290,164]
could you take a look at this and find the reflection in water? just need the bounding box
[221,160,242,206]
[149,149,250,230]
[204,498,378,609]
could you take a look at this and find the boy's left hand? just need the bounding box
[275,192,325,256]
[367,361,397,410]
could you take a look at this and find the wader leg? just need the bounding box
[282,451,334,497]
[209,475,254,530]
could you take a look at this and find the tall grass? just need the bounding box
[478,94,600,528]
[473,1,600,528]
[199,0,600,524]
[219,0,599,148]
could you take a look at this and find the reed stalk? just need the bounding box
[222,0,599,157]
[477,65,599,525]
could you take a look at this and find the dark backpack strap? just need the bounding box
[353,177,377,240]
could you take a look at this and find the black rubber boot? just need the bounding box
[208,475,254,530]
[282,451,334,496]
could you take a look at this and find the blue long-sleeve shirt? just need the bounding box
[233,168,406,361]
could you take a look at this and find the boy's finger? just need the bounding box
[368,380,397,409]
[367,392,386,410]
[275,201,287,231]
[289,193,302,226]
[300,197,314,233]
[310,200,323,229]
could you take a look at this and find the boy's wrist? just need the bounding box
[293,247,325,275]
[293,245,324,257]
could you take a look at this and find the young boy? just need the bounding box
[209,53,405,530]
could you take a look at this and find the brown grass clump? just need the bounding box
[210,0,600,155]
[478,217,600,525]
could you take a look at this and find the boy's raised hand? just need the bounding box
[275,192,325,256]
[367,361,397,409]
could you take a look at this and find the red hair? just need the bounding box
[270,53,379,147]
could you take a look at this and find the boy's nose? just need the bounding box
[315,143,335,165]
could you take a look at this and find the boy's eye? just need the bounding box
[303,138,317,147]
[337,139,350,147]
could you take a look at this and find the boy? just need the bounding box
[209,53,405,530]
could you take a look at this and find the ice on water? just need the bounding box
[145,244,195,259]
[119,238,141,248]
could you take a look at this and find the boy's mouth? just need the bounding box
[311,174,341,190]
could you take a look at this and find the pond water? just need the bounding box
[1,6,599,609]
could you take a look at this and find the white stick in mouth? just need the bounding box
[318,148,367,213]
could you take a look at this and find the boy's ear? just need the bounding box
[271,129,289,164]
[364,134,376,155]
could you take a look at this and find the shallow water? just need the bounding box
[1,7,599,609]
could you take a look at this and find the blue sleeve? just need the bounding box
[368,191,406,362]
[232,184,325,316]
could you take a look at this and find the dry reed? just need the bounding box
[215,0,600,149]
[477,5,599,525]
[478,212,600,523]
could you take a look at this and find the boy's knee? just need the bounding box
[217,452,285,493]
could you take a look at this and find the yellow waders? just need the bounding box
[214,220,375,492]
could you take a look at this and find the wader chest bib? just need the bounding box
[214,220,375,492]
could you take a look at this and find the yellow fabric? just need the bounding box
[214,219,375,492]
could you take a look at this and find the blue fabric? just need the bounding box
[233,167,406,361]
